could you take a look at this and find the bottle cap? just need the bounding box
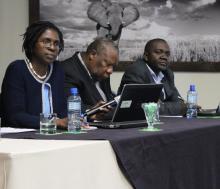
[190,84,195,91]
[70,87,78,94]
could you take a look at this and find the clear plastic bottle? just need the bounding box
[186,84,198,119]
[67,88,81,132]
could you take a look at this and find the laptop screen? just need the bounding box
[112,83,163,122]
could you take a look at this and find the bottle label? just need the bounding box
[187,94,197,104]
[68,102,80,110]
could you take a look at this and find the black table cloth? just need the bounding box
[3,117,220,189]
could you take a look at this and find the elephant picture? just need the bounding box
[87,0,140,45]
[38,0,220,68]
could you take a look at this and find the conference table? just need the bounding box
[1,117,220,189]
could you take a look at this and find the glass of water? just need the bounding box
[40,113,57,135]
[140,102,162,132]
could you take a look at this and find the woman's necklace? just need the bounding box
[29,62,47,80]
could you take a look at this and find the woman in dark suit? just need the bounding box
[1,21,67,128]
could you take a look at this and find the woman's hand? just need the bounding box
[56,118,68,129]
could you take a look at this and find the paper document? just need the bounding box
[1,127,36,134]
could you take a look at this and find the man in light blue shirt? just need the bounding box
[118,38,186,115]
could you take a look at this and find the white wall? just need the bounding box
[175,72,220,109]
[1,0,220,109]
[0,0,28,88]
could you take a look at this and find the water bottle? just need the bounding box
[67,88,81,132]
[186,84,198,119]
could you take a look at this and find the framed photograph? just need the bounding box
[29,0,220,72]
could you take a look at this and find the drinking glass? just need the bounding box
[141,102,162,132]
[40,113,57,135]
[154,102,164,125]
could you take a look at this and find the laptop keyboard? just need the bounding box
[89,120,147,129]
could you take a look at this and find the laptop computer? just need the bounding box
[89,83,163,128]
[198,102,220,116]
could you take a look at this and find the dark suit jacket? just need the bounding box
[118,58,186,115]
[61,52,115,112]
[1,60,66,128]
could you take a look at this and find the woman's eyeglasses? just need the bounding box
[38,39,61,50]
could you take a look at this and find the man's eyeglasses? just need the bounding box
[38,39,61,50]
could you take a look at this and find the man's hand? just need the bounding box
[89,101,113,120]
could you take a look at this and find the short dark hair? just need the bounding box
[144,38,168,54]
[86,37,118,55]
[22,21,64,60]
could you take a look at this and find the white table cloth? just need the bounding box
[0,139,132,189]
